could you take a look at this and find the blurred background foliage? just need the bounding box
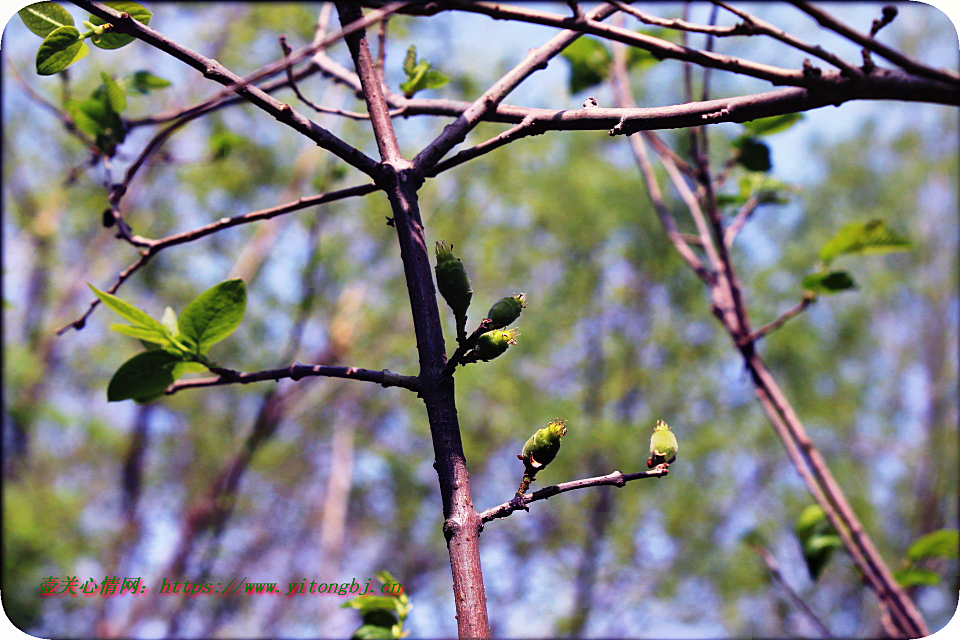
[2,2,958,637]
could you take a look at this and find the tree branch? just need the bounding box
[73,0,381,177]
[413,2,618,171]
[55,183,377,335]
[335,3,490,636]
[164,363,419,395]
[790,0,960,86]
[480,468,669,524]
[748,542,833,637]
[723,195,759,247]
[739,295,815,346]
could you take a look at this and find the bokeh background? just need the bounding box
[2,2,958,637]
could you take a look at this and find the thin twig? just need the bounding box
[749,542,833,637]
[55,183,377,335]
[739,295,815,346]
[480,468,670,523]
[413,2,619,171]
[723,195,759,247]
[164,362,419,395]
[74,0,383,176]
[711,1,860,76]
[790,0,960,85]
[6,60,99,150]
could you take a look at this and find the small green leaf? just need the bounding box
[795,504,827,542]
[127,69,171,94]
[893,567,941,588]
[36,25,83,75]
[342,595,403,616]
[560,36,611,94]
[107,350,180,402]
[421,69,450,90]
[101,72,127,113]
[733,136,771,172]
[818,219,912,265]
[374,570,400,587]
[19,2,74,37]
[351,624,396,640]
[109,323,169,343]
[89,0,152,49]
[88,283,166,333]
[907,529,959,562]
[178,279,246,352]
[802,271,857,295]
[743,113,803,136]
[171,361,209,379]
[403,45,416,76]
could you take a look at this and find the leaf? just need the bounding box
[802,533,842,581]
[36,26,83,75]
[893,567,941,588]
[342,595,403,616]
[907,529,959,562]
[88,283,166,333]
[743,113,803,136]
[171,361,209,379]
[421,70,450,90]
[178,279,246,352]
[403,45,416,76]
[802,271,857,295]
[127,69,171,94]
[795,504,827,541]
[560,36,611,94]
[107,350,180,402]
[351,624,396,640]
[100,72,127,113]
[818,219,912,265]
[19,2,74,37]
[733,136,771,172]
[109,323,169,343]
[89,0,152,50]
[374,570,400,588]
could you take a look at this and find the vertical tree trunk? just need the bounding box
[335,4,490,636]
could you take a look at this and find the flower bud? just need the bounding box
[473,328,519,362]
[521,419,568,471]
[434,241,473,341]
[486,293,526,329]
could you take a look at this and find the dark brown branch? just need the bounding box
[55,184,377,335]
[413,2,618,171]
[73,0,381,177]
[790,0,960,86]
[739,295,815,346]
[164,363,419,395]
[749,542,833,637]
[480,468,669,523]
[335,3,490,636]
[710,1,860,76]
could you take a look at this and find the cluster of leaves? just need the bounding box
[89,279,246,402]
[342,571,412,639]
[794,504,843,581]
[67,69,169,155]
[560,30,676,95]
[893,529,959,588]
[19,1,152,76]
[399,45,449,98]
[802,219,912,295]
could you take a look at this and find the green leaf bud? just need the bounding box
[521,419,568,471]
[434,241,473,341]
[473,328,518,362]
[647,419,678,468]
[486,293,526,329]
